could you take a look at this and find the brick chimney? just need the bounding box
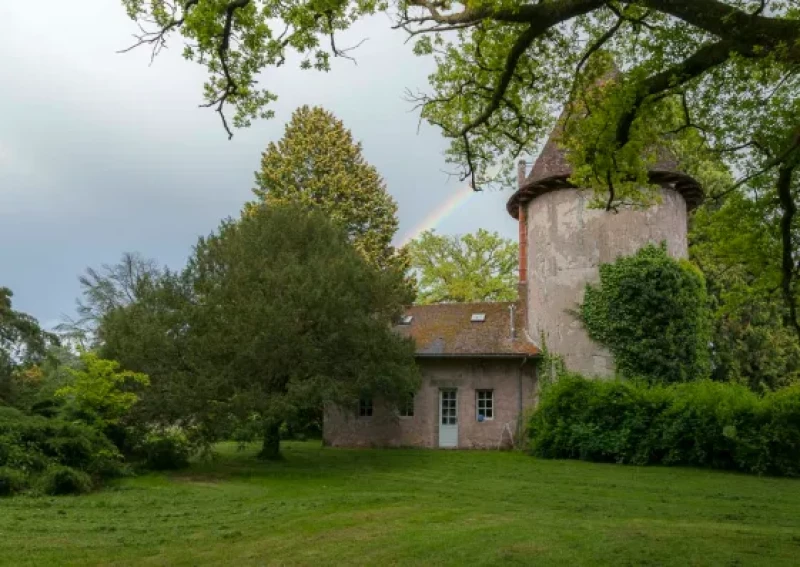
[516,160,529,333]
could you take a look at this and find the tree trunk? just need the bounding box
[258,419,282,460]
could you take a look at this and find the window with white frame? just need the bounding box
[476,390,494,421]
[359,398,373,417]
[399,393,415,417]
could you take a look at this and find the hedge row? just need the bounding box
[528,376,800,476]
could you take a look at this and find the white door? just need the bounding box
[439,389,458,448]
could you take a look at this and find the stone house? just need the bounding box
[323,112,703,449]
[323,301,539,449]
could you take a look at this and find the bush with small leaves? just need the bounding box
[0,467,27,497]
[0,408,125,495]
[139,431,191,471]
[39,466,93,495]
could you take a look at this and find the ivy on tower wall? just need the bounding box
[580,243,711,384]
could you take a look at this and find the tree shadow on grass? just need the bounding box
[170,441,440,484]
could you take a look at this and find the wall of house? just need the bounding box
[323,358,538,449]
[524,186,688,377]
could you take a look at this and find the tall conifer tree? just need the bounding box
[247,106,405,274]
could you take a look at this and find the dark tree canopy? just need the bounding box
[98,205,419,458]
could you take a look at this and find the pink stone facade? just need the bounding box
[323,358,538,449]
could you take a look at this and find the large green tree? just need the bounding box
[245,105,404,273]
[119,0,800,329]
[100,205,419,458]
[407,228,518,304]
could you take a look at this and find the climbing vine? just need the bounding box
[580,243,711,384]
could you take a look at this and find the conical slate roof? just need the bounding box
[522,110,573,187]
[507,74,703,218]
[520,121,682,190]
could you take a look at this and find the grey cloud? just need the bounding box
[0,0,519,327]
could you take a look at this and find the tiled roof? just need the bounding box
[395,302,539,358]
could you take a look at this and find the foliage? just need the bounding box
[5,442,800,564]
[246,105,405,275]
[529,374,800,476]
[100,204,419,458]
[0,287,59,406]
[136,430,192,471]
[116,1,800,190]
[186,204,419,457]
[406,229,518,304]
[580,243,711,383]
[38,466,93,496]
[0,409,125,494]
[56,351,150,431]
[96,269,200,435]
[691,192,800,391]
[0,467,27,497]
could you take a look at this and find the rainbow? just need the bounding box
[396,184,474,247]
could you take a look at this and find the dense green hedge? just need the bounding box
[581,243,711,383]
[0,405,125,495]
[528,375,800,476]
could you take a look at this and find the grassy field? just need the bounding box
[2,442,800,566]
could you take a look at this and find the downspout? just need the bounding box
[517,356,528,448]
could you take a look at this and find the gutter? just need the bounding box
[413,353,540,360]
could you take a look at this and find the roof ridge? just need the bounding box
[409,300,517,308]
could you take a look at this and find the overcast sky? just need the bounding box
[1,0,522,328]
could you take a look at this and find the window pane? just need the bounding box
[477,390,493,421]
[359,398,373,417]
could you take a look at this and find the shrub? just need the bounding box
[0,467,27,496]
[580,243,711,383]
[0,409,124,495]
[138,430,191,470]
[0,405,24,420]
[529,375,800,476]
[39,466,93,495]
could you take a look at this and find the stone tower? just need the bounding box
[507,121,704,377]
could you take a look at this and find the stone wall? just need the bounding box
[323,358,538,449]
[524,187,689,377]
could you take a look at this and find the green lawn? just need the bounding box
[2,442,800,566]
